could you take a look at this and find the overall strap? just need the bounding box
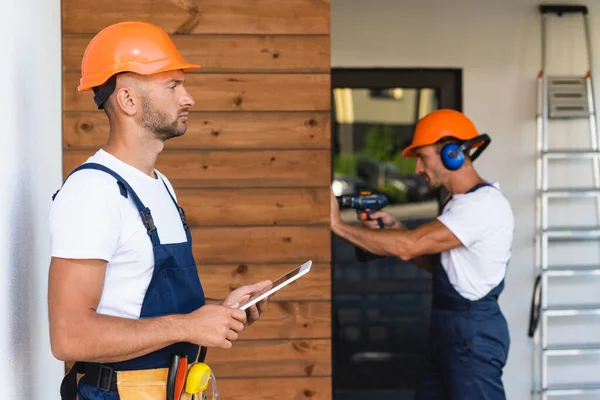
[441,182,494,209]
[467,182,493,193]
[53,163,161,247]
[158,175,191,241]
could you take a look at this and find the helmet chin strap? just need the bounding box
[92,74,118,110]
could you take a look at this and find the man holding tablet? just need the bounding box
[49,22,271,400]
[330,109,514,400]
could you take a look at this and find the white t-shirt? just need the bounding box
[49,149,188,319]
[436,181,514,301]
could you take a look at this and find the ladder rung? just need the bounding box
[543,150,600,159]
[544,304,600,317]
[542,188,600,197]
[544,265,600,276]
[543,383,600,396]
[544,343,600,356]
[542,226,600,240]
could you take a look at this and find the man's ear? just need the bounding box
[114,87,138,116]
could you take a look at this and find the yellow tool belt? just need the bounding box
[116,363,212,400]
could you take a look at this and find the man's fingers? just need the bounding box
[225,329,239,342]
[245,280,273,293]
[257,298,268,313]
[237,294,250,306]
[363,221,380,229]
[369,211,387,219]
[229,318,245,332]
[230,308,247,324]
[246,304,260,323]
[230,280,273,298]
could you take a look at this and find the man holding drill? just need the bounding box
[48,21,270,399]
[330,109,514,400]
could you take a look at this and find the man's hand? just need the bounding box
[361,210,404,230]
[183,304,247,349]
[223,280,272,326]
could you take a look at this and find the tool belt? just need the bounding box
[61,348,215,400]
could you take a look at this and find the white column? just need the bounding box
[0,0,64,398]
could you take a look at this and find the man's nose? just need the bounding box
[181,88,195,107]
[415,159,423,174]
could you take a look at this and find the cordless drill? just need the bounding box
[336,192,389,228]
[336,192,389,262]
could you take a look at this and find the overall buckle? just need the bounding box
[140,207,156,233]
[178,206,189,229]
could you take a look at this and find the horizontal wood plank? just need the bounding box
[62,0,330,35]
[178,188,329,227]
[192,226,331,264]
[63,150,331,188]
[235,301,330,340]
[199,264,330,301]
[125,300,323,344]
[238,304,331,339]
[63,35,330,73]
[217,377,331,400]
[63,112,330,150]
[208,339,330,378]
[63,73,331,112]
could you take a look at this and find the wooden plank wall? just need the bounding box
[61,1,332,398]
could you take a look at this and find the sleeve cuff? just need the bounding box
[436,215,469,247]
[51,249,112,263]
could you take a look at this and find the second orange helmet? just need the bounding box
[402,109,482,158]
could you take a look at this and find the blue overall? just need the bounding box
[415,183,510,400]
[55,163,206,400]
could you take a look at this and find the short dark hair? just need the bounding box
[92,74,119,111]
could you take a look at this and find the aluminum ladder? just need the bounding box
[530,4,600,399]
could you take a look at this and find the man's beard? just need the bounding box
[421,173,440,190]
[141,96,186,141]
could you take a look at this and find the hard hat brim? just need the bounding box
[401,139,485,159]
[401,144,419,158]
[78,59,201,92]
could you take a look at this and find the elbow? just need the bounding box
[397,250,414,261]
[50,336,70,361]
[395,243,419,261]
[393,234,423,261]
[50,324,80,361]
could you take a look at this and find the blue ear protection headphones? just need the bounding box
[440,134,491,170]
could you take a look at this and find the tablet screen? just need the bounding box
[239,261,311,310]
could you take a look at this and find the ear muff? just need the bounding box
[441,142,465,170]
[440,134,492,171]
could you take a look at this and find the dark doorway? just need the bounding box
[331,68,463,399]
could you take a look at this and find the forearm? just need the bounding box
[332,218,460,268]
[388,223,435,272]
[51,311,188,363]
[331,221,415,260]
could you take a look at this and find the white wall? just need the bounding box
[0,0,64,398]
[332,0,600,398]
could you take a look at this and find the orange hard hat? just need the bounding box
[402,109,482,158]
[78,21,200,92]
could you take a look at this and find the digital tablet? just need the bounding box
[239,260,312,311]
